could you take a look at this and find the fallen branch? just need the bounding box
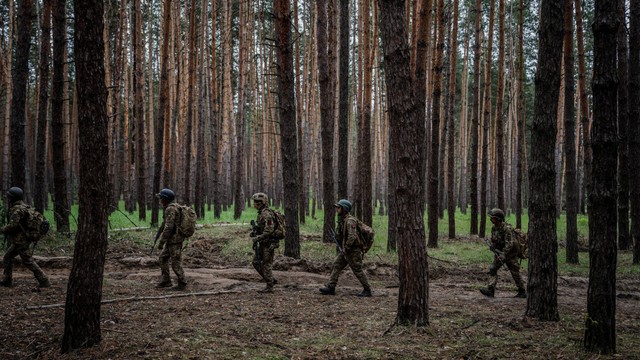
[26,290,239,310]
[427,254,456,264]
[461,319,480,330]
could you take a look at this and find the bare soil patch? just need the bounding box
[1,232,639,359]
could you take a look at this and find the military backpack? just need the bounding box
[20,206,50,242]
[356,220,375,253]
[176,204,197,238]
[513,228,528,259]
[269,209,286,240]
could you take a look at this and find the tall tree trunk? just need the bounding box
[34,0,52,213]
[526,0,563,322]
[616,0,630,250]
[479,0,495,239]
[564,0,579,264]
[516,0,526,228]
[584,0,618,353]
[61,0,109,350]
[233,0,248,219]
[184,0,197,205]
[153,0,172,226]
[427,0,444,247]
[446,0,459,239]
[10,0,34,188]
[495,0,506,210]
[575,0,592,213]
[337,0,350,200]
[51,0,69,233]
[316,0,336,243]
[275,0,301,259]
[195,0,208,218]
[357,0,373,226]
[210,0,221,219]
[630,0,640,264]
[133,0,146,220]
[469,0,482,235]
[378,0,428,326]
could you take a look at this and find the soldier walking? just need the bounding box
[319,199,372,297]
[250,192,280,293]
[155,188,188,290]
[480,208,526,298]
[1,187,50,288]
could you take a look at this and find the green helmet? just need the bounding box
[334,199,352,213]
[251,192,269,204]
[489,208,505,221]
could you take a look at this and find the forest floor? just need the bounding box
[1,224,639,360]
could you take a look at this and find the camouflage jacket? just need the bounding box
[337,214,361,251]
[255,206,276,243]
[1,201,31,245]
[158,202,184,247]
[490,221,519,257]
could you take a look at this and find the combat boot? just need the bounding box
[172,281,187,291]
[0,278,12,287]
[514,288,527,298]
[357,288,372,297]
[38,279,51,288]
[319,285,336,295]
[257,285,273,294]
[480,285,495,298]
[156,280,172,288]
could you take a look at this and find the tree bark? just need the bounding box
[61,0,109,351]
[526,0,563,322]
[316,0,336,243]
[275,0,301,259]
[234,0,248,220]
[34,0,52,213]
[495,0,506,210]
[133,0,146,220]
[51,0,69,233]
[516,0,526,229]
[616,0,630,251]
[446,0,459,239]
[10,0,34,188]
[337,0,350,200]
[564,0,579,264]
[469,0,482,235]
[184,0,197,205]
[378,0,429,326]
[630,0,640,265]
[575,0,592,213]
[584,0,618,353]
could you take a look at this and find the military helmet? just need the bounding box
[334,199,352,213]
[489,208,505,221]
[251,192,269,204]
[156,188,175,202]
[6,187,24,202]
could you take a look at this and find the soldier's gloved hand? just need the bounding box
[497,254,506,263]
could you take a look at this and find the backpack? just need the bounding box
[176,204,197,238]
[513,228,528,259]
[356,220,375,253]
[269,209,286,240]
[20,206,50,242]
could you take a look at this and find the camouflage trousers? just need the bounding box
[2,243,49,285]
[159,243,186,284]
[252,242,275,287]
[488,255,525,290]
[327,248,370,290]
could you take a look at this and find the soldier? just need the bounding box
[319,199,372,297]
[155,188,188,290]
[1,187,51,288]
[250,192,279,293]
[480,208,526,298]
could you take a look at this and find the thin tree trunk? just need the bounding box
[516,0,526,228]
[446,0,459,239]
[183,0,196,205]
[575,0,591,213]
[616,0,630,251]
[34,0,51,213]
[630,0,640,265]
[133,0,146,220]
[564,0,578,264]
[469,0,482,235]
[495,0,506,210]
[51,0,69,233]
[337,0,350,200]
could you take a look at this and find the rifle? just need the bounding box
[150,226,163,255]
[328,227,345,256]
[250,220,262,263]
[484,238,504,275]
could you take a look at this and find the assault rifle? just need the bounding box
[484,238,504,275]
[250,220,262,263]
[150,226,163,255]
[328,227,345,256]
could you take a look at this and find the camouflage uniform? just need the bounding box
[252,207,279,288]
[1,201,50,287]
[157,202,187,287]
[487,221,525,291]
[325,214,371,291]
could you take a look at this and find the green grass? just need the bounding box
[23,201,640,278]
